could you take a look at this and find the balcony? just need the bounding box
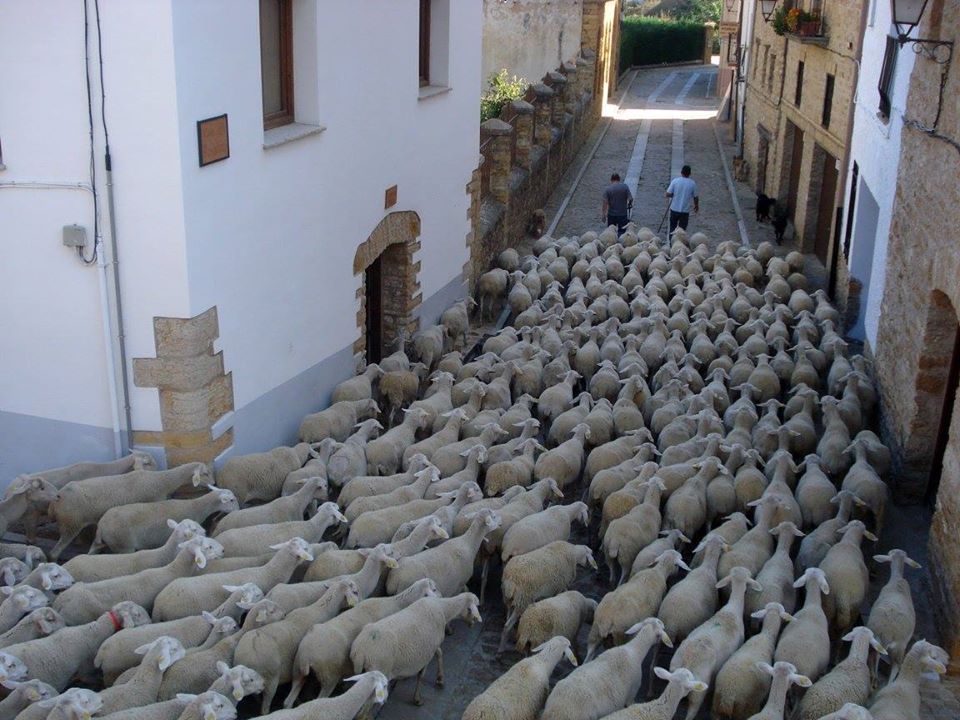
[774,7,828,45]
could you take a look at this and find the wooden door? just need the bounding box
[930,325,960,502]
[365,255,383,363]
[787,126,804,219]
[815,151,839,264]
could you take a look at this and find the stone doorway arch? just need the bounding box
[353,211,422,362]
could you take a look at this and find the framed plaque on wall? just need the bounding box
[197,114,230,167]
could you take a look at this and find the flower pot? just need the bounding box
[799,20,821,36]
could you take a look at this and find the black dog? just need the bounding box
[756,193,775,222]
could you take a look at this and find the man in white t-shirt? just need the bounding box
[665,165,699,234]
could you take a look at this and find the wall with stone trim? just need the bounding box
[482,0,584,95]
[468,0,619,290]
[867,0,960,670]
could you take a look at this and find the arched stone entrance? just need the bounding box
[353,211,422,362]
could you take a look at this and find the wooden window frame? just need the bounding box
[822,73,835,129]
[795,60,805,107]
[767,53,776,92]
[262,0,295,131]
[419,0,431,87]
[878,35,898,119]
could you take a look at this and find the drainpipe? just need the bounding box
[103,148,133,456]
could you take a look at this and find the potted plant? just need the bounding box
[799,12,822,36]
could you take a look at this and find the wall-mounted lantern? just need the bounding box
[890,0,953,63]
[759,0,778,23]
[726,0,738,12]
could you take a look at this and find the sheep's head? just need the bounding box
[770,521,804,540]
[29,607,65,636]
[314,502,348,528]
[134,635,186,672]
[270,537,315,562]
[222,583,264,610]
[474,509,501,534]
[756,661,811,688]
[575,545,598,571]
[1,585,48,613]
[793,567,830,595]
[34,563,75,592]
[0,558,28,587]
[345,670,390,705]
[201,613,238,638]
[215,661,264,702]
[0,678,56,704]
[911,640,950,675]
[110,601,151,629]
[38,688,103,720]
[400,579,441,603]
[532,636,577,666]
[7,476,59,505]
[625,617,673,648]
[336,579,362,608]
[167,518,207,542]
[132,450,157,470]
[191,464,212,487]
[459,592,482,625]
[358,544,398,570]
[874,548,921,570]
[0,652,28,683]
[243,599,285,627]
[717,566,761,592]
[21,546,45,569]
[841,626,887,656]
[179,537,224,569]
[295,476,328,501]
[175,691,237,720]
[750,602,792,624]
[654,549,691,574]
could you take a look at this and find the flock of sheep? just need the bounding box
[0,223,951,720]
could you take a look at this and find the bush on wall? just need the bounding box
[620,16,706,67]
[480,70,528,123]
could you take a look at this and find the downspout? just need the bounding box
[104,149,133,455]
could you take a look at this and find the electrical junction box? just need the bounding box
[62,224,88,249]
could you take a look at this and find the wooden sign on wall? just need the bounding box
[197,114,230,167]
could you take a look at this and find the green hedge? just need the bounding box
[620,17,706,68]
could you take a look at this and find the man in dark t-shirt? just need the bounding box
[602,173,633,235]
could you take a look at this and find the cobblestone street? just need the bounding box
[375,62,960,720]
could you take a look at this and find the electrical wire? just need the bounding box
[81,0,99,265]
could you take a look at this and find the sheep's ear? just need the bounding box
[167,519,179,529]
[755,661,775,676]
[792,673,812,688]
[216,660,230,675]
[176,694,198,704]
[134,641,154,655]
[202,611,217,624]
[653,666,672,681]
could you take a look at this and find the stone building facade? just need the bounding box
[866,0,960,671]
[741,0,867,288]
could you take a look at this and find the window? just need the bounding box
[822,73,835,128]
[795,61,805,106]
[260,0,294,129]
[767,54,776,92]
[878,36,898,119]
[419,0,431,86]
[759,45,769,82]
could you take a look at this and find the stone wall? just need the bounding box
[740,0,865,284]
[869,0,960,670]
[468,0,619,289]
[482,0,584,95]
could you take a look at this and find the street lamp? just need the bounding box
[890,0,953,63]
[759,0,778,23]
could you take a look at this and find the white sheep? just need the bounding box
[745,521,805,617]
[0,678,57,718]
[516,590,596,657]
[501,502,588,562]
[233,579,360,713]
[344,466,440,522]
[773,567,831,682]
[19,563,74,599]
[350,593,481,706]
[711,602,792,720]
[745,661,811,719]
[327,419,384,486]
[254,671,389,720]
[0,607,63,650]
[668,566,762,720]
[441,298,476,350]
[597,667,707,720]
[94,691,237,720]
[477,268,510,320]
[96,636,186,714]
[794,626,887,720]
[0,558,30,588]
[27,688,102,720]
[385,509,500,597]
[285,579,439,705]
[213,477,325,535]
[866,549,920,680]
[62,519,206,583]
[52,536,224,624]
[657,533,727,645]
[589,550,687,659]
[463,636,577,720]
[534,423,591,488]
[819,520,876,636]
[331,363,384,404]
[868,640,949,720]
[499,542,597,653]
[603,479,665,585]
[0,601,150,690]
[212,502,345,557]
[0,478,59,546]
[95,585,260,684]
[298,399,380,444]
[364,408,430,475]
[92,486,239,553]
[0,586,48,635]
[152,537,314,621]
[48,463,208,559]
[542,618,672,720]
[336,454,432,509]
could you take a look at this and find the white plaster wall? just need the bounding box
[170,0,479,413]
[482,0,582,93]
[841,0,915,347]
[0,0,189,436]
